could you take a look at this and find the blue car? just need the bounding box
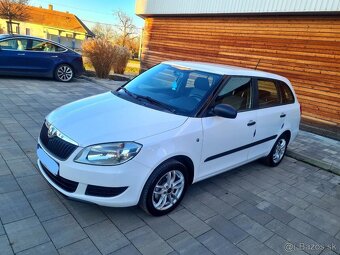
[0,34,84,82]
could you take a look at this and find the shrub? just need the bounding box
[112,46,130,74]
[82,38,116,79]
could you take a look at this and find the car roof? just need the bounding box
[163,60,291,85]
[0,34,75,52]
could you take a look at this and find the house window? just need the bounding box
[15,25,20,34]
[26,28,30,35]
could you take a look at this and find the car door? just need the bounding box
[199,77,257,180]
[24,39,62,74]
[0,38,29,73]
[248,78,286,160]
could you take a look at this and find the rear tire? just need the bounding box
[55,64,74,82]
[263,135,288,167]
[139,159,189,216]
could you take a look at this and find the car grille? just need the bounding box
[85,185,128,197]
[40,162,78,193]
[40,123,77,160]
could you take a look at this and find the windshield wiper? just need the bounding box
[135,94,176,113]
[116,87,138,99]
[116,87,176,113]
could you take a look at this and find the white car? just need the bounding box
[37,61,300,216]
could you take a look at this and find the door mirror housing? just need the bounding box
[213,104,237,119]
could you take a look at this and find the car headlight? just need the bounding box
[74,142,142,166]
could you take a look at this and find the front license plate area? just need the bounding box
[37,145,59,176]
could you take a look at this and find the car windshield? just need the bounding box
[120,64,223,116]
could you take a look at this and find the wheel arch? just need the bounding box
[280,130,291,144]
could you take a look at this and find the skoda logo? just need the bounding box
[48,125,57,138]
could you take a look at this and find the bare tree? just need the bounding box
[113,10,137,47]
[92,23,115,41]
[0,0,29,34]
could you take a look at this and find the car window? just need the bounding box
[29,40,64,52]
[257,79,280,108]
[215,77,252,111]
[123,64,223,116]
[279,81,295,104]
[0,39,28,51]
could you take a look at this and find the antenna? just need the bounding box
[255,59,261,70]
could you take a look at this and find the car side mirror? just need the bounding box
[213,104,237,119]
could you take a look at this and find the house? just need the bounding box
[136,0,340,137]
[0,4,94,50]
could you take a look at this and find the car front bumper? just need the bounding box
[37,140,150,207]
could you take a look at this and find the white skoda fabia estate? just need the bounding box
[37,61,300,216]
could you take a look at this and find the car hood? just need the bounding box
[46,92,188,147]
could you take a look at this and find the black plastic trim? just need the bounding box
[204,135,277,162]
[85,185,128,197]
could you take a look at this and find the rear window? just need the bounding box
[257,80,280,108]
[279,81,295,104]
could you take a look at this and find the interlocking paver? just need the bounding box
[43,214,87,249]
[0,235,13,255]
[4,216,49,253]
[137,213,184,240]
[231,214,274,242]
[256,201,295,224]
[104,207,145,234]
[205,215,248,244]
[0,77,338,255]
[58,238,101,255]
[197,229,245,255]
[0,175,20,194]
[167,231,212,255]
[265,234,308,255]
[84,219,129,254]
[16,242,58,255]
[126,225,173,255]
[237,236,277,255]
[63,200,107,228]
[169,209,211,238]
[266,219,321,255]
[0,190,35,224]
[16,174,50,195]
[288,218,340,254]
[27,189,68,222]
[110,244,142,255]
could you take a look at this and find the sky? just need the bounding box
[30,0,145,30]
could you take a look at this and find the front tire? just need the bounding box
[263,135,288,167]
[139,159,189,216]
[55,64,74,82]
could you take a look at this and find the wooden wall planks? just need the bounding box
[141,15,340,126]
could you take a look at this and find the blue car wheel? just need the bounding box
[55,64,74,82]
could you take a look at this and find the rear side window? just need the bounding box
[279,81,295,104]
[257,80,280,108]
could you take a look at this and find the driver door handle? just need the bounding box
[51,55,58,58]
[280,113,286,118]
[247,120,256,126]
[17,53,25,56]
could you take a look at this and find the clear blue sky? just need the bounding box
[30,0,144,30]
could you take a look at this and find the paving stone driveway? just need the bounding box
[0,77,339,255]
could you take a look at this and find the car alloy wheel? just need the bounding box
[152,170,185,211]
[56,65,73,82]
[263,134,288,167]
[140,159,189,216]
[272,138,286,164]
